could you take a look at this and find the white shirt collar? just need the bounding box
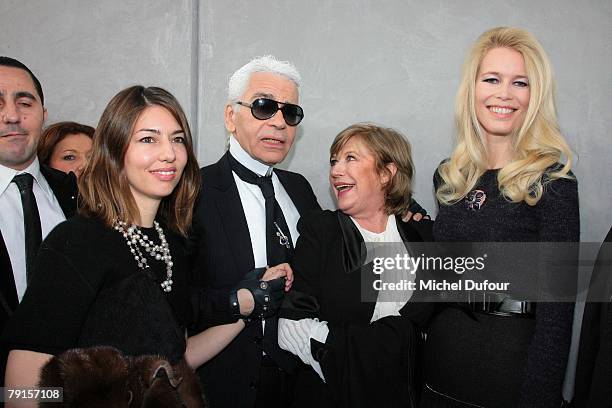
[229,135,274,177]
[351,214,400,243]
[0,158,48,197]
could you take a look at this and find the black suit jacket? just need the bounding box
[0,165,77,384]
[189,153,320,408]
[574,226,612,408]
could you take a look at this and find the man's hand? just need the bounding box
[402,198,430,222]
[262,262,294,291]
[231,267,288,319]
[402,211,430,222]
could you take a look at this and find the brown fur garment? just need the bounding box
[128,355,206,408]
[39,346,206,407]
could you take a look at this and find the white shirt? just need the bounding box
[228,136,303,344]
[0,159,66,300]
[228,136,301,268]
[351,215,414,322]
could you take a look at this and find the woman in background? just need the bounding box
[422,27,579,407]
[38,121,94,177]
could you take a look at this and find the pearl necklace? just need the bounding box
[114,220,174,292]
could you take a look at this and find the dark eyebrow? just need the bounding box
[136,128,161,134]
[0,90,37,101]
[15,91,37,100]
[252,92,275,100]
[136,128,184,135]
[251,92,296,105]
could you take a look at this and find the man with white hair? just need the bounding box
[190,55,320,408]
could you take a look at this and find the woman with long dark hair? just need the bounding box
[4,86,289,403]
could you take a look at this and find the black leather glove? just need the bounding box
[408,198,428,219]
[229,267,287,320]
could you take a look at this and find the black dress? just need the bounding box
[279,209,434,408]
[421,168,579,408]
[2,215,192,364]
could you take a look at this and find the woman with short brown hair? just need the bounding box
[38,121,95,177]
[279,123,431,407]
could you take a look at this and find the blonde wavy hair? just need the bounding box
[436,27,573,206]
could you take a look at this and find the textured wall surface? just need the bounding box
[0,0,196,136]
[1,0,610,242]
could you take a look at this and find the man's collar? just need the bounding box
[0,158,49,196]
[229,135,274,177]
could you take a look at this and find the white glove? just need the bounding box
[278,317,329,382]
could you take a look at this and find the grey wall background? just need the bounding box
[1,0,610,241]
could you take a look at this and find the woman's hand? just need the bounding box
[263,262,294,292]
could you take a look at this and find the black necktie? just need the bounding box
[227,153,294,265]
[12,173,42,283]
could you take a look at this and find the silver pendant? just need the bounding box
[274,222,291,249]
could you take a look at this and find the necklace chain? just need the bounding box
[114,220,173,292]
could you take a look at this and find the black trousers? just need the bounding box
[254,355,296,408]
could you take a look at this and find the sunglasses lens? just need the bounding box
[251,98,278,120]
[249,98,303,126]
[281,104,304,126]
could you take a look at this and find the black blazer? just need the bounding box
[279,210,434,408]
[0,165,77,384]
[574,226,612,408]
[189,152,320,408]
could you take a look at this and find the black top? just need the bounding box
[2,215,191,363]
[424,167,579,407]
[280,209,433,408]
[433,168,579,242]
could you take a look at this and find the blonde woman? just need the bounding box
[423,28,579,407]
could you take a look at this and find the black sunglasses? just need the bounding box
[236,98,304,126]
